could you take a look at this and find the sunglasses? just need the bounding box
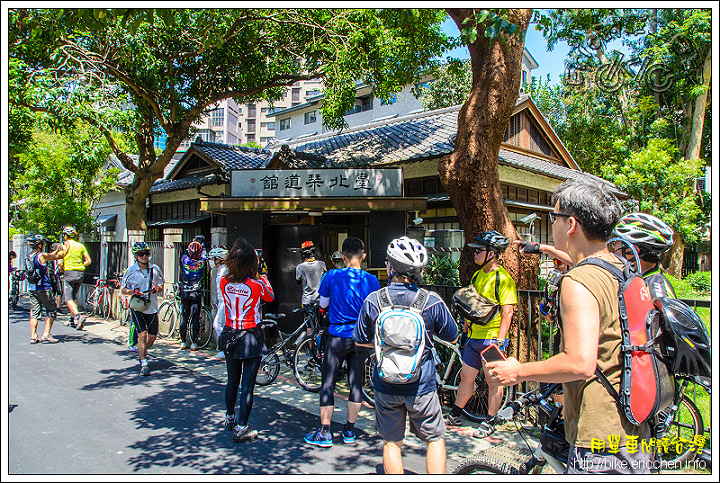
[549,212,573,224]
[474,247,489,254]
[137,251,150,257]
[553,259,564,267]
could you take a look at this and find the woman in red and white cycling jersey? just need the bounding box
[220,237,274,443]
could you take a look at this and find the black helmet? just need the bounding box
[655,297,711,377]
[330,250,343,261]
[468,230,510,253]
[27,234,46,248]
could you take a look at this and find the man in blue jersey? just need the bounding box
[304,237,380,448]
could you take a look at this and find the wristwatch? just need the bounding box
[494,338,507,351]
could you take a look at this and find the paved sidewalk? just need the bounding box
[80,314,543,473]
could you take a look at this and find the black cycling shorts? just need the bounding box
[130,310,159,336]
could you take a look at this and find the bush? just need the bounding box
[684,271,711,295]
[422,255,460,286]
[665,273,710,299]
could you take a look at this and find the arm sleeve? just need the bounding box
[498,271,518,305]
[258,275,275,302]
[429,297,459,342]
[353,297,377,344]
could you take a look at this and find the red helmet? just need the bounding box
[187,241,203,259]
[301,241,314,250]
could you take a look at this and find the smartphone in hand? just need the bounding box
[481,344,507,364]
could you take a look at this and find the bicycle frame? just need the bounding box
[432,335,462,392]
[262,317,308,361]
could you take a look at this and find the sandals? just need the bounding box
[30,338,39,344]
[40,336,59,344]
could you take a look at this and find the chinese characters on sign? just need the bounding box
[231,169,403,198]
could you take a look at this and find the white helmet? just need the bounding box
[386,236,428,275]
[208,247,228,259]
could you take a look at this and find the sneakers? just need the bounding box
[342,429,356,444]
[128,345,138,352]
[472,422,496,439]
[140,364,150,376]
[233,425,258,443]
[75,315,86,330]
[216,351,225,359]
[304,428,333,448]
[445,412,463,426]
[69,317,76,328]
[180,341,190,350]
[224,414,237,431]
[190,342,198,351]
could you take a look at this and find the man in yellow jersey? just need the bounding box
[445,230,517,434]
[58,226,91,329]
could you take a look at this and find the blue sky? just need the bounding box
[441,17,570,85]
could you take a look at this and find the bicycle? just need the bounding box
[156,283,213,348]
[10,270,25,311]
[85,274,121,319]
[361,331,511,417]
[656,375,711,468]
[117,293,131,327]
[255,311,305,386]
[452,382,568,474]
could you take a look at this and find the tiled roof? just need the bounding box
[149,172,220,194]
[191,142,273,170]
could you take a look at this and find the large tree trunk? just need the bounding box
[442,9,538,362]
[685,49,712,161]
[665,235,685,279]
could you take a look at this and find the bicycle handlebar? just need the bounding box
[490,383,562,425]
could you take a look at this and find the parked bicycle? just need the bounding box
[255,311,305,386]
[10,269,25,311]
[656,375,711,468]
[117,293,131,327]
[452,382,567,474]
[361,331,511,416]
[85,274,122,319]
[156,283,213,349]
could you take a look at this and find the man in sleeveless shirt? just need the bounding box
[485,179,652,474]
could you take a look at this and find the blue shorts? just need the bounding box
[462,338,508,371]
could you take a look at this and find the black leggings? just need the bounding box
[225,356,261,426]
[180,290,201,342]
[320,335,369,407]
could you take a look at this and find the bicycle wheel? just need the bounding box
[196,308,213,349]
[659,395,705,469]
[85,288,98,315]
[157,302,177,339]
[293,337,323,392]
[362,352,376,407]
[100,290,111,320]
[118,305,131,327]
[10,286,19,311]
[256,353,281,386]
[453,455,520,474]
[452,367,511,423]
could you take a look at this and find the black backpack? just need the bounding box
[25,253,42,285]
[574,256,675,426]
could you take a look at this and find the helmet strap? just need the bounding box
[477,250,495,271]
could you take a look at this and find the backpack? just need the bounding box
[25,253,42,285]
[373,287,430,384]
[574,256,675,426]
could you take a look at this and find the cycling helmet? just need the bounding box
[655,297,711,377]
[187,241,203,259]
[386,236,428,274]
[613,213,673,258]
[301,240,315,256]
[468,230,510,253]
[331,250,343,261]
[208,247,228,259]
[63,226,78,237]
[131,241,149,255]
[27,234,46,248]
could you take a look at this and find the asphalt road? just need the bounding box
[7,296,438,475]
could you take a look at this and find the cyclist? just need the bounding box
[330,250,344,270]
[612,212,676,299]
[304,237,380,448]
[121,242,165,377]
[486,179,652,474]
[354,237,458,474]
[49,243,65,322]
[446,230,517,432]
[220,237,274,443]
[57,226,91,330]
[9,250,17,297]
[25,235,65,344]
[209,246,229,359]
[179,239,208,351]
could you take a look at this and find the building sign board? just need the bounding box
[231,169,403,198]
